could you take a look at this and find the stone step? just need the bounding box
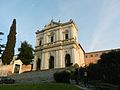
[10,68,65,83]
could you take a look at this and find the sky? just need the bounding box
[0,0,120,54]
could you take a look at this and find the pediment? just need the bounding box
[44,20,61,29]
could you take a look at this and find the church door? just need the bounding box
[65,54,72,67]
[37,58,41,70]
[49,56,54,69]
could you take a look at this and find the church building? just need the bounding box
[33,19,85,70]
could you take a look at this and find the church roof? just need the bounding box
[47,19,61,26]
[36,19,77,34]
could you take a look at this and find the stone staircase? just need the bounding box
[10,68,65,84]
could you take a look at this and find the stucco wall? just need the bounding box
[0,65,13,76]
[0,64,32,76]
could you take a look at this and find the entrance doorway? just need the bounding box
[49,56,54,69]
[14,64,20,73]
[37,58,41,70]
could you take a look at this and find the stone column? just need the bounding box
[41,52,45,70]
[55,50,59,68]
[58,29,60,41]
[72,48,76,64]
[70,27,74,39]
[43,33,46,45]
[33,54,38,71]
[56,30,58,41]
[61,50,65,68]
[36,39,39,46]
[59,28,62,41]
[46,34,48,44]
[59,49,63,68]
[44,52,49,69]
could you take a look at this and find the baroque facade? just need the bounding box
[33,19,85,70]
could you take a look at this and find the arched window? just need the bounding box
[65,54,72,67]
[37,58,41,70]
[49,56,54,69]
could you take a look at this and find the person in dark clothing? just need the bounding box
[84,70,88,87]
[74,68,79,85]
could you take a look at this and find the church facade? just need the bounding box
[33,19,85,70]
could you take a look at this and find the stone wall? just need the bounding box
[0,64,32,76]
[0,65,13,76]
[21,64,32,73]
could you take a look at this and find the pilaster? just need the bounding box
[72,48,76,64]
[33,54,38,71]
[55,50,59,68]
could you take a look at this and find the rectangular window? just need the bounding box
[95,54,100,58]
[65,33,68,39]
[90,55,93,57]
[95,54,98,57]
[39,40,42,45]
[51,36,53,42]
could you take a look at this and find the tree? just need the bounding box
[0,32,4,54]
[98,49,120,64]
[2,19,16,64]
[18,41,34,65]
[87,49,120,84]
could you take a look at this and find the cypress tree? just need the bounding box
[2,19,16,64]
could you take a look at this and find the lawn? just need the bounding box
[0,83,81,90]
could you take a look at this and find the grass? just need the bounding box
[0,83,81,90]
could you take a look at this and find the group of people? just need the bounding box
[74,68,88,87]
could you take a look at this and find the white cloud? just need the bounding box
[89,0,120,51]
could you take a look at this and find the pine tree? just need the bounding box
[18,41,34,65]
[2,19,16,64]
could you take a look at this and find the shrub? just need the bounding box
[54,70,71,83]
[73,63,79,69]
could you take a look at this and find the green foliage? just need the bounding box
[2,19,16,64]
[73,63,79,69]
[18,41,33,65]
[54,70,71,83]
[0,83,80,90]
[98,50,120,64]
